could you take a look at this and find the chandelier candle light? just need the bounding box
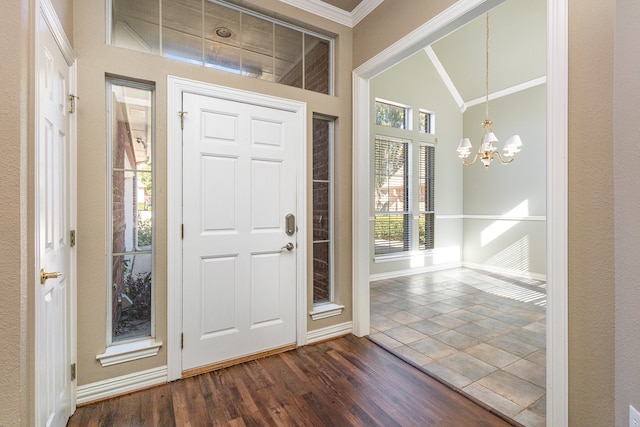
[456,12,523,168]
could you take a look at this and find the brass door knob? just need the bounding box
[40,268,62,285]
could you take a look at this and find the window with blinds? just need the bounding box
[374,137,410,255]
[419,144,435,250]
[374,136,436,257]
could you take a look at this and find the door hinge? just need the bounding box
[181,224,184,240]
[178,111,188,130]
[70,363,76,381]
[68,94,79,114]
[70,230,76,247]
[181,333,184,349]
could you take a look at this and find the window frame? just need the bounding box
[375,98,412,130]
[106,0,335,95]
[418,142,435,251]
[309,114,344,320]
[98,76,162,366]
[419,109,435,134]
[373,136,412,257]
[373,135,435,261]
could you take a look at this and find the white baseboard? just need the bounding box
[462,262,547,282]
[306,321,353,344]
[369,262,462,281]
[76,366,167,406]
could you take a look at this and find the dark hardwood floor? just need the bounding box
[68,335,515,426]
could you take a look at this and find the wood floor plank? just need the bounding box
[69,336,516,426]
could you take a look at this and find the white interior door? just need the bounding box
[182,92,298,371]
[35,12,73,427]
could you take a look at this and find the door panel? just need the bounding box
[182,93,298,371]
[36,12,72,427]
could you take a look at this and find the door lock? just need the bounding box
[285,213,295,236]
[281,242,294,251]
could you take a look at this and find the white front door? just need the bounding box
[182,92,299,371]
[35,12,73,427]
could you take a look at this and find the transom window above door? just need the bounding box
[109,0,334,95]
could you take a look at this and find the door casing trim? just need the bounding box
[34,0,78,422]
[166,76,308,381]
[351,0,568,425]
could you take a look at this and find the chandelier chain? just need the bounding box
[485,12,490,120]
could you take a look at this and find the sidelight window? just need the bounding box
[106,77,155,345]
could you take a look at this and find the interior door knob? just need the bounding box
[40,268,62,285]
[281,242,294,251]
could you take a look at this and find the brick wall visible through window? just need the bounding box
[312,116,333,304]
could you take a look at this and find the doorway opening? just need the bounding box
[352,0,568,425]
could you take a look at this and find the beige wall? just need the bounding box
[50,0,73,43]
[353,0,618,424]
[352,0,457,69]
[614,0,640,425]
[74,0,353,385]
[567,1,615,425]
[0,0,31,425]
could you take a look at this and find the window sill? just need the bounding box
[309,303,344,321]
[96,339,163,367]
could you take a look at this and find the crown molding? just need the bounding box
[279,0,383,27]
[351,0,385,26]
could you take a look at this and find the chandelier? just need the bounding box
[456,13,522,168]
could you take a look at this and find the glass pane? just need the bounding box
[313,182,329,241]
[312,118,329,180]
[241,13,273,80]
[205,42,241,74]
[112,253,152,342]
[375,101,406,129]
[112,170,152,252]
[241,14,273,56]
[163,0,203,65]
[304,34,330,94]
[112,171,138,253]
[420,213,435,250]
[110,85,152,169]
[313,242,330,304]
[374,214,410,255]
[137,169,153,248]
[419,145,435,212]
[204,1,240,48]
[419,111,431,133]
[374,139,408,213]
[204,1,241,73]
[275,25,303,88]
[111,0,160,54]
[163,27,203,65]
[242,49,273,80]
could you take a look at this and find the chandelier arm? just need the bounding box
[460,152,481,166]
[494,151,515,165]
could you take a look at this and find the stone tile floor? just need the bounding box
[368,268,546,427]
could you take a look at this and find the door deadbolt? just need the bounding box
[285,213,295,236]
